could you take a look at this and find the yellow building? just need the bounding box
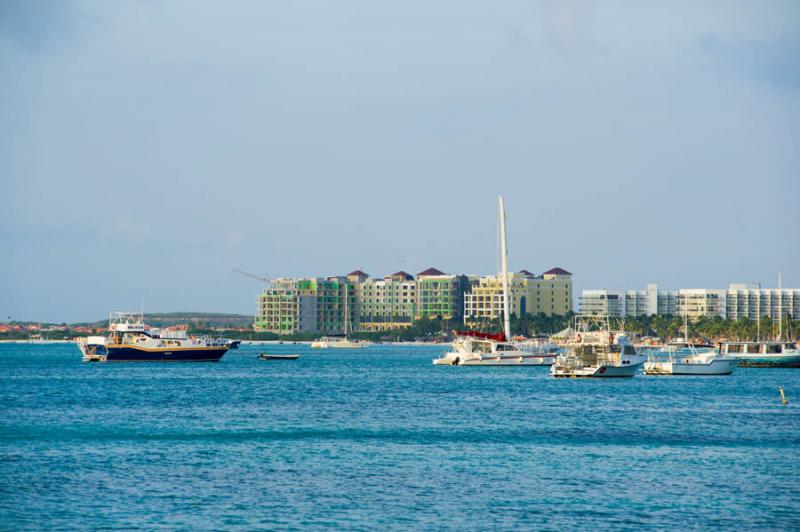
[464,268,572,325]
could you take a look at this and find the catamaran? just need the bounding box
[551,315,647,378]
[311,284,369,349]
[433,196,550,366]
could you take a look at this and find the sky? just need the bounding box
[1,0,799,323]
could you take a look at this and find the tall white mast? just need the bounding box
[684,300,689,343]
[778,272,782,341]
[499,196,511,342]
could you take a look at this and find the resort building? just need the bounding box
[624,284,679,317]
[358,271,417,332]
[254,266,574,335]
[415,268,470,321]
[463,268,573,324]
[255,276,357,334]
[724,284,800,321]
[581,282,800,320]
[678,289,726,319]
[580,290,624,317]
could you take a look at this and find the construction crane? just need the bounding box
[233,269,270,284]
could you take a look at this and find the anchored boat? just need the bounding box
[433,196,548,366]
[77,312,239,362]
[719,341,800,368]
[644,309,737,375]
[551,316,646,378]
[311,283,369,349]
[644,343,737,375]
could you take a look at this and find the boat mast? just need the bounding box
[756,291,761,342]
[499,196,511,342]
[778,272,782,341]
[684,300,689,343]
[344,282,349,337]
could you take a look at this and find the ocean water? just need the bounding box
[1,343,798,530]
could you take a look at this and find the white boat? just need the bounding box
[719,341,800,368]
[433,332,556,366]
[644,312,737,375]
[311,284,369,349]
[433,196,547,366]
[551,316,646,378]
[310,336,369,349]
[644,346,737,375]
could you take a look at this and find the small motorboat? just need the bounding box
[258,353,300,360]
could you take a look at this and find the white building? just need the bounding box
[725,284,800,320]
[580,290,624,317]
[582,282,800,320]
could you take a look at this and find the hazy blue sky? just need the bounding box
[1,0,798,322]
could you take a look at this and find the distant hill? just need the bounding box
[69,312,253,328]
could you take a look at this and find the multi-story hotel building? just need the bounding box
[580,290,624,317]
[415,268,470,321]
[357,271,417,331]
[725,283,800,320]
[255,276,357,334]
[581,282,799,320]
[463,268,573,324]
[255,266,573,335]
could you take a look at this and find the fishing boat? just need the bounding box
[77,312,239,362]
[311,284,369,349]
[644,307,737,375]
[551,315,646,378]
[433,196,547,366]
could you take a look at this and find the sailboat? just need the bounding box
[644,303,737,375]
[433,196,552,366]
[311,283,370,349]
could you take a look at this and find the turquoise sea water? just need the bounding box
[1,343,799,530]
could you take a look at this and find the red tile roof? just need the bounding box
[543,267,572,276]
[417,267,447,276]
[518,270,535,276]
[347,270,369,278]
[388,271,414,280]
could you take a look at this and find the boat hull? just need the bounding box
[433,352,555,366]
[103,346,228,362]
[551,361,644,378]
[731,354,800,368]
[644,358,737,376]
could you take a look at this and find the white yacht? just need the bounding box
[433,196,546,366]
[310,336,369,349]
[644,313,737,375]
[644,345,737,375]
[433,331,556,366]
[551,316,646,378]
[311,284,369,349]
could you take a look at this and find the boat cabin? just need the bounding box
[720,342,798,355]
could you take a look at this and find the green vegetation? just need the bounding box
[3,313,796,343]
